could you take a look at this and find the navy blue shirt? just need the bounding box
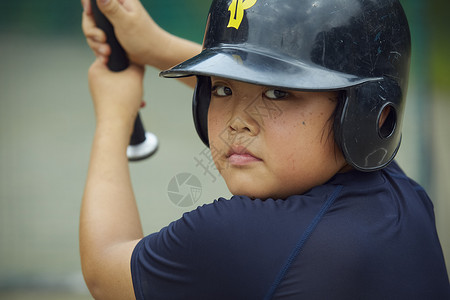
[131,162,450,299]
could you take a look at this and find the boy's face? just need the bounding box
[208,77,349,199]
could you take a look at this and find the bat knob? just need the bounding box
[127,132,159,161]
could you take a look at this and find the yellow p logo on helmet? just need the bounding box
[227,0,258,29]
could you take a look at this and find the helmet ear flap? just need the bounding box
[193,76,211,147]
[335,79,404,171]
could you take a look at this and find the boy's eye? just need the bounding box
[212,85,232,97]
[265,89,288,100]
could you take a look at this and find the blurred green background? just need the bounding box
[0,0,449,299]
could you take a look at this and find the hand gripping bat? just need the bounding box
[90,0,158,161]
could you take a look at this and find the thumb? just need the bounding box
[119,0,141,13]
[97,0,126,23]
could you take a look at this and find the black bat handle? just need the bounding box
[90,0,158,160]
[90,0,129,71]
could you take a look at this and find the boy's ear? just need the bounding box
[379,105,391,128]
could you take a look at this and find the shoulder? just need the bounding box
[381,161,435,214]
[325,161,436,232]
[382,160,427,193]
[329,161,432,212]
[309,163,439,267]
[276,164,450,298]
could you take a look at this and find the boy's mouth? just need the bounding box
[226,146,262,166]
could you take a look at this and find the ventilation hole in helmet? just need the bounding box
[379,105,397,139]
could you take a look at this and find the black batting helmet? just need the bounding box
[161,0,411,171]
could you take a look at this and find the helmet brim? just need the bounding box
[160,47,382,91]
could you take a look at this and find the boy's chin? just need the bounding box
[227,179,310,200]
[228,185,263,199]
[228,185,283,200]
[223,171,305,199]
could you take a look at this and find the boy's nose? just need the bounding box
[229,117,255,134]
[227,96,261,137]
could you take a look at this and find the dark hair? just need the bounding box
[332,91,346,145]
[322,91,346,160]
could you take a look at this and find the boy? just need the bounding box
[81,0,450,299]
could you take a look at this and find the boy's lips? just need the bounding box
[226,146,262,166]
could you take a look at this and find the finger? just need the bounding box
[97,55,109,65]
[81,0,92,15]
[97,0,127,25]
[119,0,141,13]
[82,12,108,43]
[85,28,108,43]
[86,38,111,57]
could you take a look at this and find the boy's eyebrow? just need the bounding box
[210,77,231,85]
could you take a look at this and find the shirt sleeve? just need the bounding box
[130,195,329,300]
